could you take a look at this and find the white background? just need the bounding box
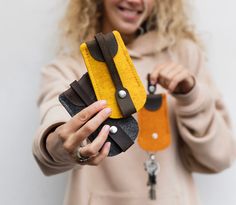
[0,0,235,204]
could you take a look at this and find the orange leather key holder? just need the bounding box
[137,74,171,152]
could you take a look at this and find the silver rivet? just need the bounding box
[149,85,155,93]
[109,126,118,134]
[118,90,127,98]
[150,154,156,161]
[152,133,158,139]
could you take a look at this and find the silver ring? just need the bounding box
[75,147,90,163]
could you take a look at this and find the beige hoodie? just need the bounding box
[33,31,236,205]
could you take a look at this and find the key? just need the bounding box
[148,174,156,200]
[144,154,160,200]
[144,154,159,200]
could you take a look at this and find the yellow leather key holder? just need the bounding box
[80,31,146,119]
[137,74,171,152]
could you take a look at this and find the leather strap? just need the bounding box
[94,33,136,117]
[147,73,156,94]
[95,33,123,90]
[70,73,134,152]
[106,122,134,151]
[70,80,94,106]
[87,33,118,62]
[110,130,134,151]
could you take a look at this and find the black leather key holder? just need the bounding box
[59,73,139,157]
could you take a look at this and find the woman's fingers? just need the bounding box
[79,124,110,157]
[67,100,108,133]
[163,65,183,83]
[150,62,195,94]
[55,100,107,143]
[149,63,166,84]
[63,107,112,153]
[168,70,195,93]
[52,99,112,166]
[150,63,175,84]
[85,142,111,166]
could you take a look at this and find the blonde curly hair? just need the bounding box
[59,0,199,56]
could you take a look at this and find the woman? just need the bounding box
[33,0,235,204]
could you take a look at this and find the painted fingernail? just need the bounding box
[106,142,111,149]
[100,100,107,106]
[150,79,156,84]
[103,124,110,132]
[104,108,112,114]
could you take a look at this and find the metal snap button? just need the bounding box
[118,90,127,98]
[152,133,158,139]
[109,126,118,134]
[149,85,155,93]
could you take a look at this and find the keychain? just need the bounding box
[137,74,171,200]
[144,153,160,200]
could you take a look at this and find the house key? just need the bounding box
[144,154,160,200]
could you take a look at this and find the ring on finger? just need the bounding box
[74,147,90,164]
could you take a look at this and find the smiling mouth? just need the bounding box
[117,6,143,15]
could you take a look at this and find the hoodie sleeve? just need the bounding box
[171,40,236,173]
[32,56,84,176]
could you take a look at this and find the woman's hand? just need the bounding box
[150,62,196,94]
[48,100,112,166]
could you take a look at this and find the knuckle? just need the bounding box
[86,149,97,156]
[159,77,165,85]
[77,111,88,123]
[93,101,102,110]
[86,146,97,156]
[172,78,178,85]
[83,124,95,134]
[55,126,68,141]
[100,110,110,119]
[166,75,172,82]
[160,72,167,79]
[63,143,74,154]
[169,75,175,82]
[159,69,165,76]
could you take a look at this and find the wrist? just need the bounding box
[171,80,199,106]
[45,123,77,164]
[173,75,196,95]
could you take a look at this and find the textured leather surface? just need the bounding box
[80,30,146,119]
[59,73,138,156]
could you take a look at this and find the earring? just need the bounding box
[137,26,145,36]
